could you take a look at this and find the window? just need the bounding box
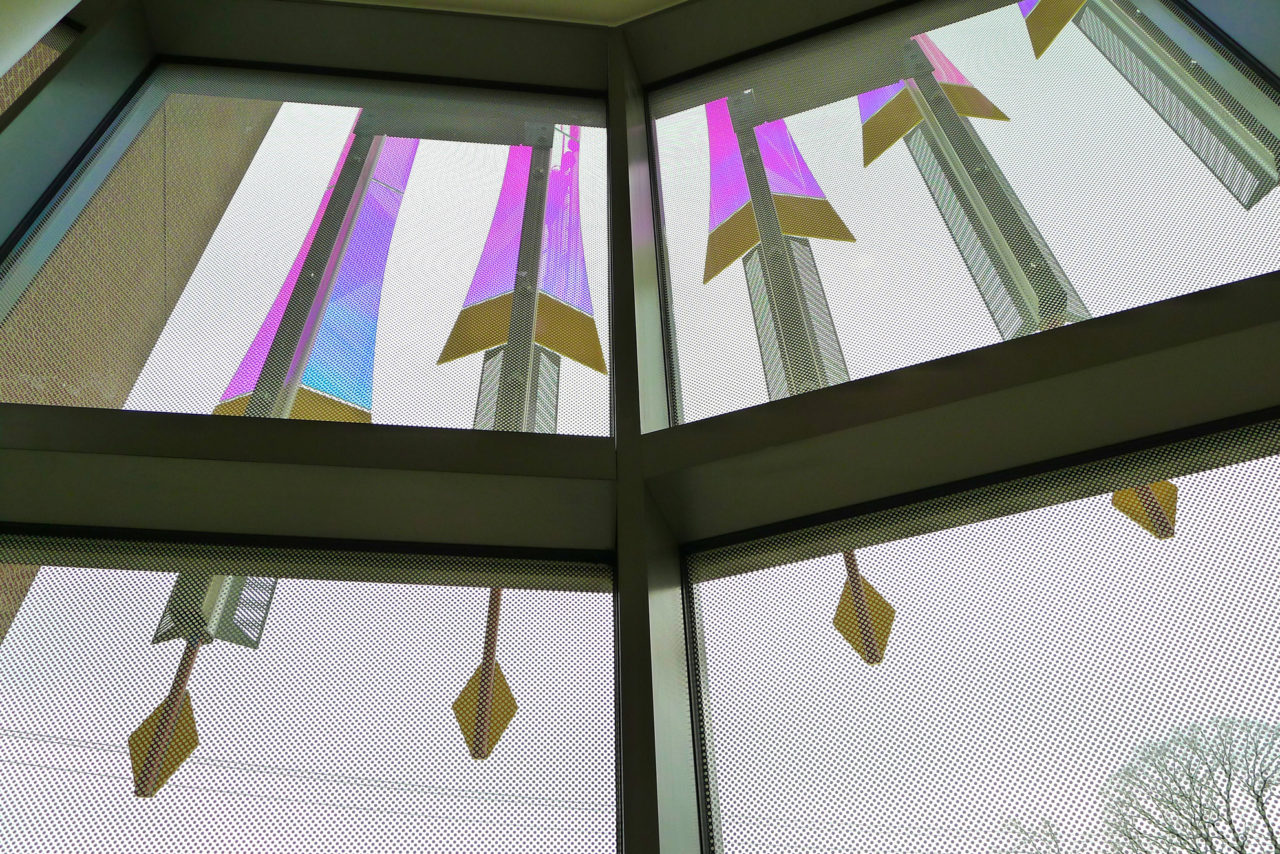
[0,65,610,435]
[0,535,616,852]
[651,0,1280,423]
[685,418,1280,853]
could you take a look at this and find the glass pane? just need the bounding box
[652,0,1280,423]
[687,419,1280,853]
[0,65,610,436]
[0,541,616,851]
[0,20,76,119]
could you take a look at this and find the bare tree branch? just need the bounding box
[1004,719,1280,854]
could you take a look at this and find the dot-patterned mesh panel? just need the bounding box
[650,0,1280,424]
[685,418,1280,854]
[0,533,615,852]
[0,64,611,436]
[0,20,76,119]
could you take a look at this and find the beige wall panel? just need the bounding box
[0,94,280,409]
[0,564,40,644]
[0,42,60,116]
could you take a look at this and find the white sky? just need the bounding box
[125,104,611,437]
[694,454,1280,854]
[653,2,1280,424]
[0,572,615,852]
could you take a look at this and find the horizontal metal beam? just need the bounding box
[0,523,612,590]
[643,269,1280,544]
[132,61,606,147]
[0,406,615,551]
[0,444,614,550]
[140,0,610,94]
[638,0,1007,119]
[0,403,615,479]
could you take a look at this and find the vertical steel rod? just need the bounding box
[903,38,1085,336]
[843,551,882,665]
[245,134,378,418]
[471,587,504,759]
[1135,483,1175,538]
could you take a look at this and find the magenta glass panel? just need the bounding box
[706,97,752,233]
[300,136,419,411]
[372,137,416,192]
[460,145,533,309]
[219,129,358,405]
[912,33,973,86]
[539,126,593,317]
[858,81,908,123]
[753,119,826,200]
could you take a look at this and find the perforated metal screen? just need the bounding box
[685,418,1280,854]
[0,64,611,436]
[650,0,1280,424]
[0,20,76,119]
[0,534,616,852]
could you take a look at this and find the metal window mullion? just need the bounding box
[609,28,702,854]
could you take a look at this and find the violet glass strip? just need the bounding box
[1019,0,1041,17]
[912,33,972,87]
[706,97,752,233]
[461,145,533,309]
[372,137,416,192]
[858,81,908,124]
[299,136,420,412]
[219,129,358,405]
[753,119,825,200]
[538,126,593,317]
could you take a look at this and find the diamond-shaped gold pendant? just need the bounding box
[834,574,894,665]
[128,692,199,796]
[453,662,518,759]
[1112,481,1177,539]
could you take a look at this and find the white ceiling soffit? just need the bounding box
[299,0,697,26]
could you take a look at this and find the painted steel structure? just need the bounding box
[0,0,1276,851]
[860,34,1090,338]
[703,93,854,399]
[440,124,607,433]
[1021,0,1280,208]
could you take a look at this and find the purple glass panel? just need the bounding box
[220,128,358,404]
[300,136,419,411]
[372,137,416,192]
[1018,0,1040,17]
[754,119,825,200]
[913,33,972,87]
[706,97,752,233]
[461,145,533,309]
[539,126,593,316]
[858,81,908,124]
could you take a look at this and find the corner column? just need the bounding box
[609,29,705,854]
